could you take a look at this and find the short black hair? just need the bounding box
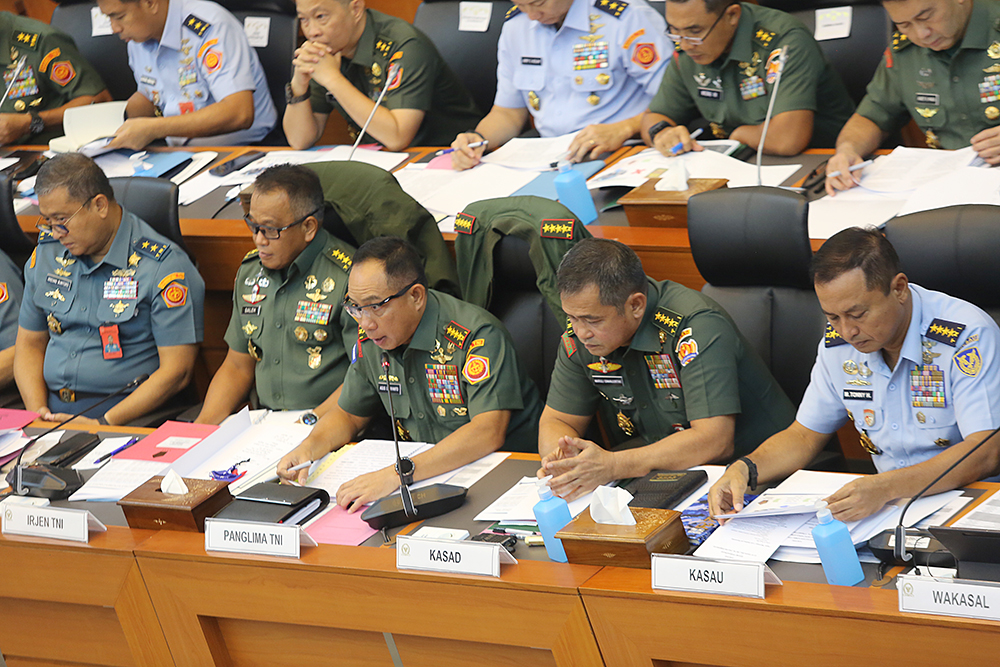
[557,238,647,312]
[253,164,325,223]
[811,226,901,294]
[352,236,428,291]
[35,153,115,203]
[666,0,736,15]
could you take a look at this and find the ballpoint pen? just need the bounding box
[93,436,140,465]
[826,159,873,179]
[671,127,703,155]
[436,140,488,156]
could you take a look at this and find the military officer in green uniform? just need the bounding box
[539,238,795,500]
[278,236,542,511]
[0,12,111,145]
[828,0,1000,196]
[284,0,481,150]
[15,154,203,426]
[196,165,356,425]
[642,0,854,156]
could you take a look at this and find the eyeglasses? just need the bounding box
[244,207,320,240]
[343,279,419,320]
[666,3,732,46]
[36,195,96,235]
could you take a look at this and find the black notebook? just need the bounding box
[213,482,330,526]
[625,470,708,510]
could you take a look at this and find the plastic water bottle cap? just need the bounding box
[557,161,571,173]
[816,506,833,523]
[537,479,554,501]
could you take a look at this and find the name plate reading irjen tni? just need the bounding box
[2,505,105,543]
[652,554,782,599]
[396,535,517,577]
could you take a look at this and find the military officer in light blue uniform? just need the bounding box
[709,228,1000,523]
[98,0,277,149]
[15,154,204,426]
[451,0,670,169]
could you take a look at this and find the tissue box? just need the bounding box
[118,476,233,532]
[618,178,728,227]
[555,507,689,568]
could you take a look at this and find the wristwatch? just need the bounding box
[27,110,44,137]
[647,120,669,143]
[284,82,310,105]
[395,456,415,486]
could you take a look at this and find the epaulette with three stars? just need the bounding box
[595,0,628,18]
[134,237,171,261]
[183,14,211,37]
[892,31,912,52]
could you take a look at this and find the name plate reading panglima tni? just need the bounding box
[651,554,783,599]
[898,574,1000,622]
[204,518,317,558]
[396,535,517,577]
[2,505,106,543]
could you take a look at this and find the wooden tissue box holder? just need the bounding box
[555,507,689,568]
[618,178,728,228]
[118,476,233,532]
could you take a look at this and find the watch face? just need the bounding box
[398,457,415,475]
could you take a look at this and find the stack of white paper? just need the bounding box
[481,132,580,170]
[586,147,800,190]
[306,439,434,502]
[474,476,594,523]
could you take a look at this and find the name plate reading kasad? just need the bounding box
[396,535,517,577]
[651,554,782,599]
[898,574,1000,622]
[204,518,317,558]
[2,505,106,543]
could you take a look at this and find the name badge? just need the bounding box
[204,518,317,558]
[651,553,782,599]
[843,388,874,401]
[1,505,106,543]
[698,87,722,100]
[898,574,1000,622]
[521,56,542,66]
[241,305,261,316]
[593,375,624,386]
[140,75,157,86]
[45,274,72,290]
[378,381,403,394]
[396,535,516,577]
[916,93,940,105]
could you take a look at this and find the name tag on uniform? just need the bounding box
[241,306,261,316]
[916,93,940,105]
[378,382,402,395]
[45,274,72,290]
[843,389,874,401]
[521,56,542,66]
[698,87,722,100]
[652,553,782,599]
[140,75,157,86]
[593,375,624,386]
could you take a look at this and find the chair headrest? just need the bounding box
[884,205,1000,308]
[688,186,812,289]
[212,0,295,14]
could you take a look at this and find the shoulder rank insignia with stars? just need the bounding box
[358,325,369,343]
[540,219,575,240]
[330,247,352,271]
[242,248,259,262]
[925,318,966,346]
[595,0,628,18]
[135,237,171,261]
[443,320,470,349]
[565,316,574,336]
[455,212,476,234]
[562,332,577,358]
[653,308,683,338]
[824,323,848,347]
[505,6,521,21]
[892,31,911,52]
[375,38,393,57]
[754,28,775,48]
[13,30,39,50]
[37,229,58,244]
[183,15,211,37]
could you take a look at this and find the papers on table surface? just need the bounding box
[414,451,509,490]
[481,132,580,171]
[302,504,379,546]
[695,512,811,562]
[407,162,540,218]
[306,439,433,503]
[717,491,829,519]
[69,459,169,502]
[49,100,127,153]
[474,476,594,523]
[0,409,38,432]
[951,488,1000,530]
[586,148,800,190]
[71,436,133,471]
[170,151,218,185]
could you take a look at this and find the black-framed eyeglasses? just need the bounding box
[36,195,96,235]
[666,2,733,46]
[244,207,321,240]
[343,279,419,319]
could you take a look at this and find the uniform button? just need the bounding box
[930,416,936,424]
[81,307,87,312]
[273,359,280,365]
[892,423,899,430]
[961,114,968,121]
[889,383,896,391]
[275,323,282,329]
[417,412,424,419]
[640,403,648,409]
[899,460,906,467]
[275,393,281,400]
[71,352,77,357]
[408,377,415,384]
[953,76,960,83]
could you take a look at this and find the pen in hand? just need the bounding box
[436,140,488,156]
[826,159,873,180]
[671,127,703,155]
[94,436,140,465]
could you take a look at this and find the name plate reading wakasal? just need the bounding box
[204,518,317,558]
[2,505,106,543]
[899,574,1000,622]
[396,535,517,577]
[652,553,783,599]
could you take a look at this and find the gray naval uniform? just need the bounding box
[224,229,356,410]
[19,211,204,416]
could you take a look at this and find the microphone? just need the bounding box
[6,374,149,499]
[360,353,467,530]
[756,45,789,186]
[868,421,1000,568]
[348,62,397,161]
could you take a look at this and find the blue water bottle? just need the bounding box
[811,502,864,586]
[533,483,572,563]
[553,162,598,225]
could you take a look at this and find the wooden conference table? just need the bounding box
[2,422,999,667]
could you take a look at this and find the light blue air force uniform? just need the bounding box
[126,0,276,145]
[494,0,670,137]
[796,285,1000,474]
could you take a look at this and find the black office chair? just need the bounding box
[413,1,512,115]
[109,177,191,258]
[884,205,1000,327]
[50,1,137,102]
[0,172,36,270]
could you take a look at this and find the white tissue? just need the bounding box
[654,162,689,191]
[160,469,189,494]
[590,485,636,525]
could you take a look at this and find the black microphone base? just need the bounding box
[5,465,85,500]
[868,528,955,568]
[361,483,467,530]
